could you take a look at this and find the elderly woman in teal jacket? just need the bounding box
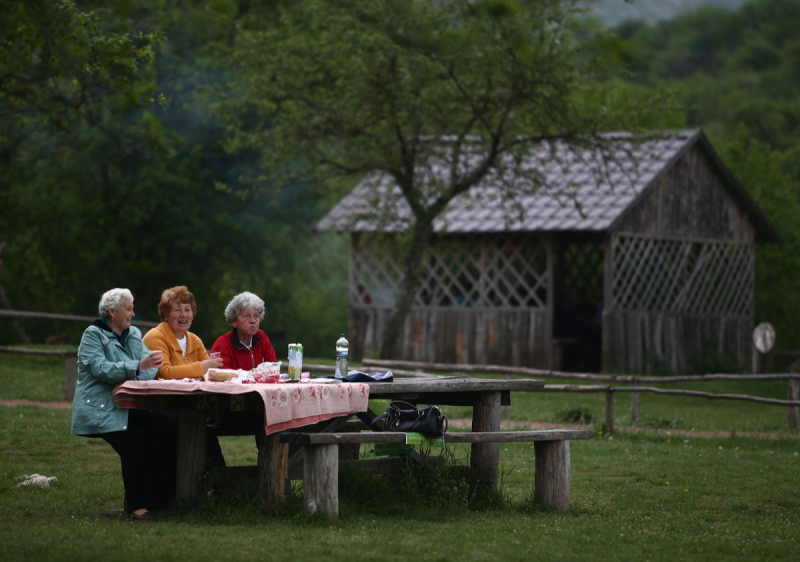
[71,288,174,522]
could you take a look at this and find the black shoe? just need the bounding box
[127,510,155,522]
[101,508,125,518]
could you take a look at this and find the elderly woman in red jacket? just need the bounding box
[210,291,277,370]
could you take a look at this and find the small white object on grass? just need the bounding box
[15,474,58,488]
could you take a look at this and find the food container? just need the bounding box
[252,361,282,384]
[252,373,280,384]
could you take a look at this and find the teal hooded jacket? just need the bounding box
[71,319,159,435]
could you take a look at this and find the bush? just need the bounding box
[558,407,595,424]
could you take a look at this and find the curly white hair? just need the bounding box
[224,292,265,324]
[98,288,134,319]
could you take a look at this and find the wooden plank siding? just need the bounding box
[603,144,756,374]
[350,307,551,367]
[602,311,752,374]
[615,145,755,243]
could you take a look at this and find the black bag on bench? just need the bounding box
[372,401,448,438]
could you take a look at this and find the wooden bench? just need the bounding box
[280,429,592,518]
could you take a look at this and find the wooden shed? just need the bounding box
[317,130,780,373]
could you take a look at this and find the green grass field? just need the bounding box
[1,353,799,561]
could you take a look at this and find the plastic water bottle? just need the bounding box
[334,334,349,379]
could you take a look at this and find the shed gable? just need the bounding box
[614,144,755,243]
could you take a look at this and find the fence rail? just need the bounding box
[0,309,158,401]
[0,309,157,327]
[363,358,800,431]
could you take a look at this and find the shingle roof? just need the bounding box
[316,129,780,241]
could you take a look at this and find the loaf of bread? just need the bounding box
[206,368,239,382]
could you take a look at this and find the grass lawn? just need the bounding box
[1,353,799,560]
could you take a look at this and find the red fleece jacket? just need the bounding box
[210,329,277,371]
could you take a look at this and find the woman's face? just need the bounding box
[166,301,194,339]
[231,308,261,340]
[108,299,134,335]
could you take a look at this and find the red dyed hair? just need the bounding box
[157,286,197,320]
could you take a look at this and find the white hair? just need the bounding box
[224,292,265,324]
[98,288,134,319]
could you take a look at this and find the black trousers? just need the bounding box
[98,410,226,512]
[99,410,178,512]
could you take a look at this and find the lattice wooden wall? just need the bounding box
[609,233,754,316]
[350,234,549,310]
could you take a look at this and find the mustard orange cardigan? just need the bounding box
[142,322,209,380]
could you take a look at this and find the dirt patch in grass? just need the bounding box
[0,399,71,409]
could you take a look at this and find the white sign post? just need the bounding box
[752,322,776,373]
[753,322,775,354]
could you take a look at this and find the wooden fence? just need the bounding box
[0,346,79,401]
[362,358,800,432]
[1,340,798,429]
[0,310,158,401]
[0,309,158,327]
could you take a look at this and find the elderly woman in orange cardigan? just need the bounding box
[143,285,225,468]
[143,286,221,380]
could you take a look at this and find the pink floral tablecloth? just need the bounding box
[113,380,370,435]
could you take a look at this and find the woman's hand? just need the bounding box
[139,350,164,371]
[201,358,223,373]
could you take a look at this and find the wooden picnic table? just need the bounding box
[112,376,547,506]
[112,379,371,502]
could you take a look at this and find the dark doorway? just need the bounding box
[552,239,604,372]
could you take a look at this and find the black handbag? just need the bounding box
[372,401,448,438]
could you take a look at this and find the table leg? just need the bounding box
[175,410,207,502]
[471,391,501,490]
[257,431,288,505]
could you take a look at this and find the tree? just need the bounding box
[0,0,349,353]
[0,0,161,151]
[0,0,160,339]
[218,0,671,357]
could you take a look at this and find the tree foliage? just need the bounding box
[0,0,347,353]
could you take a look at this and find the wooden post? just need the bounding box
[546,234,556,370]
[0,241,32,344]
[605,388,614,434]
[629,390,640,424]
[64,356,77,402]
[788,377,799,430]
[175,410,207,502]
[257,432,289,505]
[303,444,339,518]
[601,234,613,372]
[471,391,502,490]
[534,440,571,511]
